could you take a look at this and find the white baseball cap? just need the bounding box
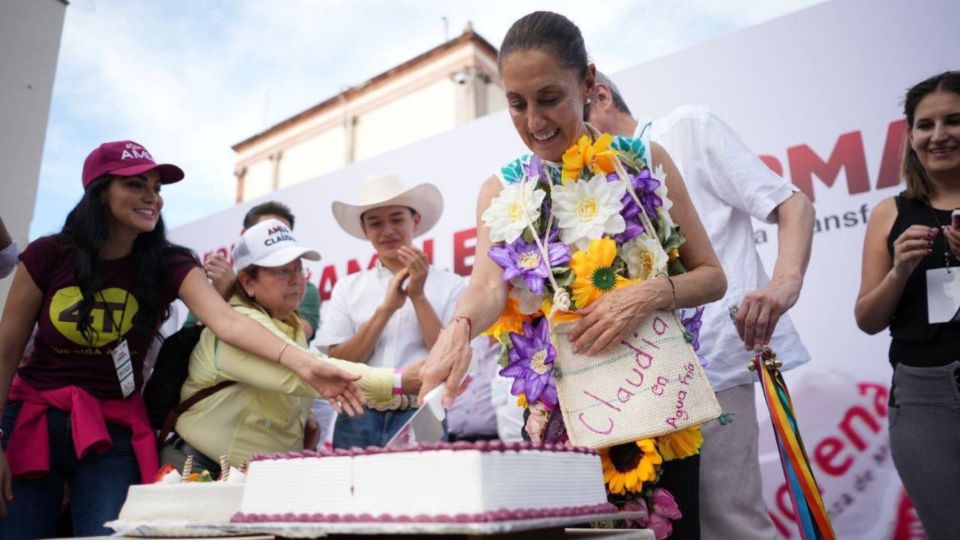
[232,218,320,272]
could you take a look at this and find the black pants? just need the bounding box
[658,454,700,539]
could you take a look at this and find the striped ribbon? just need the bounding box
[753,349,836,540]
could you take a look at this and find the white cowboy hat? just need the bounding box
[331,174,443,240]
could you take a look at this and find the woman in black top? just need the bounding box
[855,71,960,540]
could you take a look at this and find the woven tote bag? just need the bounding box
[550,310,720,448]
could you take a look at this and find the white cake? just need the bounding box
[117,482,245,524]
[111,467,247,531]
[233,440,614,524]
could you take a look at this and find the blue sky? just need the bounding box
[30,0,824,239]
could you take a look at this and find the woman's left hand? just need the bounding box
[943,225,960,260]
[568,280,662,355]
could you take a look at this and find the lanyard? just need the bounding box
[98,289,132,341]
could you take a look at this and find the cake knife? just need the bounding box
[384,383,446,448]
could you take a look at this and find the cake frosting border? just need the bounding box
[232,502,618,523]
[247,440,597,463]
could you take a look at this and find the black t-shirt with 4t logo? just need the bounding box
[17,235,198,399]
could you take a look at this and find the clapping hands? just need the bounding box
[380,247,430,312]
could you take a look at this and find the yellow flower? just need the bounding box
[668,248,680,261]
[600,439,662,495]
[569,238,631,309]
[517,394,528,408]
[656,425,704,461]
[561,133,618,182]
[483,296,525,339]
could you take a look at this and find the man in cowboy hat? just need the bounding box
[318,174,466,448]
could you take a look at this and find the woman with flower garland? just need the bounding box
[419,11,726,538]
[855,71,960,540]
[0,141,366,538]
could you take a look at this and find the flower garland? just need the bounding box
[483,131,708,535]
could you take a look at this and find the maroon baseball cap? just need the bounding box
[81,140,185,190]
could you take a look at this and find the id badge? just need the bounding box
[111,339,136,398]
[925,267,960,324]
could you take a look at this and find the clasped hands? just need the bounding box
[381,247,430,311]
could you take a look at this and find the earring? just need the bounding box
[586,98,592,105]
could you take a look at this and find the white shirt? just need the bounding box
[316,261,465,370]
[0,241,18,279]
[642,105,811,391]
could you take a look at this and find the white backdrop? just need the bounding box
[169,0,959,538]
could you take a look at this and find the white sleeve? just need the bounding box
[703,110,797,224]
[0,242,18,279]
[314,279,356,347]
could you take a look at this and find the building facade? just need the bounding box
[233,27,505,202]
[0,0,67,305]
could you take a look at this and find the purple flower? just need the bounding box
[488,238,571,295]
[523,154,547,182]
[651,488,683,520]
[680,306,707,367]
[610,167,662,219]
[614,219,646,245]
[648,512,673,540]
[623,498,650,528]
[499,318,558,407]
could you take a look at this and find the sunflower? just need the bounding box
[656,426,704,461]
[482,296,525,339]
[561,133,618,182]
[569,238,632,309]
[600,439,662,495]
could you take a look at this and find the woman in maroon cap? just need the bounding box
[0,140,367,538]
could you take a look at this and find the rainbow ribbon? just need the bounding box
[752,348,835,540]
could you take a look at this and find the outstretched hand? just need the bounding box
[289,354,366,416]
[418,319,472,408]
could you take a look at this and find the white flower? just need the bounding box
[652,164,675,230]
[481,181,546,243]
[552,174,627,251]
[622,235,669,281]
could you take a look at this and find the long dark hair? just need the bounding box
[901,71,960,200]
[60,175,195,345]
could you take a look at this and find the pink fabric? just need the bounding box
[6,376,158,483]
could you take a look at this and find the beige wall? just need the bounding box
[235,42,506,202]
[354,77,456,162]
[277,123,346,189]
[486,83,508,116]
[0,0,66,306]
[241,159,276,201]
